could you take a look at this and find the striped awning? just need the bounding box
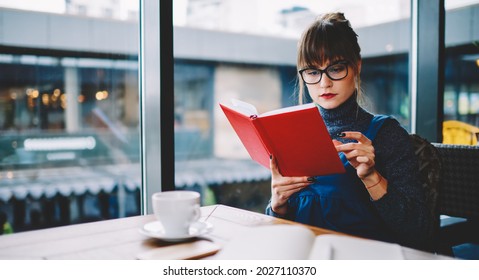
[0,158,270,202]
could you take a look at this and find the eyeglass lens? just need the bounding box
[300,62,348,84]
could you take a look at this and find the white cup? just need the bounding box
[151,190,201,237]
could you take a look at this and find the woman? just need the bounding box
[266,12,433,250]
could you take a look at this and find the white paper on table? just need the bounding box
[214,224,404,260]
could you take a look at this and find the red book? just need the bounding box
[219,99,345,177]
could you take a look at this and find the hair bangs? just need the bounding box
[298,17,360,71]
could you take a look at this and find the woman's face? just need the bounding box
[305,61,360,110]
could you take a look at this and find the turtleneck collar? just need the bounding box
[318,93,365,126]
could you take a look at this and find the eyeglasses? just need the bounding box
[299,61,349,84]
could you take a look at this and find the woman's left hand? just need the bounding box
[332,131,376,179]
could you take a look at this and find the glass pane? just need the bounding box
[173,0,411,212]
[0,0,140,233]
[443,1,479,144]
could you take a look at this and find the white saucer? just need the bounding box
[139,221,213,242]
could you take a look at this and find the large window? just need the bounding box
[0,0,140,233]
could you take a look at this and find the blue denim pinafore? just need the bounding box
[287,115,393,242]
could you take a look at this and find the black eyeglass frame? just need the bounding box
[298,60,349,85]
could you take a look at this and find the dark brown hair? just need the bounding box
[297,13,361,103]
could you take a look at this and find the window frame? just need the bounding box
[410,0,445,142]
[139,0,174,214]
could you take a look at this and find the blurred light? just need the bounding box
[0,54,14,63]
[61,57,138,70]
[61,94,67,109]
[95,90,109,100]
[24,136,96,151]
[78,94,85,103]
[458,92,469,115]
[51,89,61,102]
[20,55,37,65]
[10,92,17,100]
[42,93,50,106]
[476,59,479,68]
[445,99,454,108]
[37,56,59,66]
[31,90,39,98]
[80,58,114,68]
[17,55,59,66]
[61,57,77,67]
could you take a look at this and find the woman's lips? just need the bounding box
[320,93,337,100]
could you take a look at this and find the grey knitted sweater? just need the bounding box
[266,95,433,250]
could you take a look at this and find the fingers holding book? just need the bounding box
[269,155,313,215]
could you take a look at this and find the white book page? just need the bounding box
[230,98,258,116]
[228,99,317,118]
[213,225,316,260]
[309,234,404,260]
[260,103,317,117]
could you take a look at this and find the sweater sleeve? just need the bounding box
[371,118,434,249]
[265,201,283,217]
[265,200,296,220]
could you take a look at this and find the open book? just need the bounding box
[219,99,345,177]
[213,224,404,260]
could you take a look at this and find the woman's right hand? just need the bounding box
[270,155,313,216]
